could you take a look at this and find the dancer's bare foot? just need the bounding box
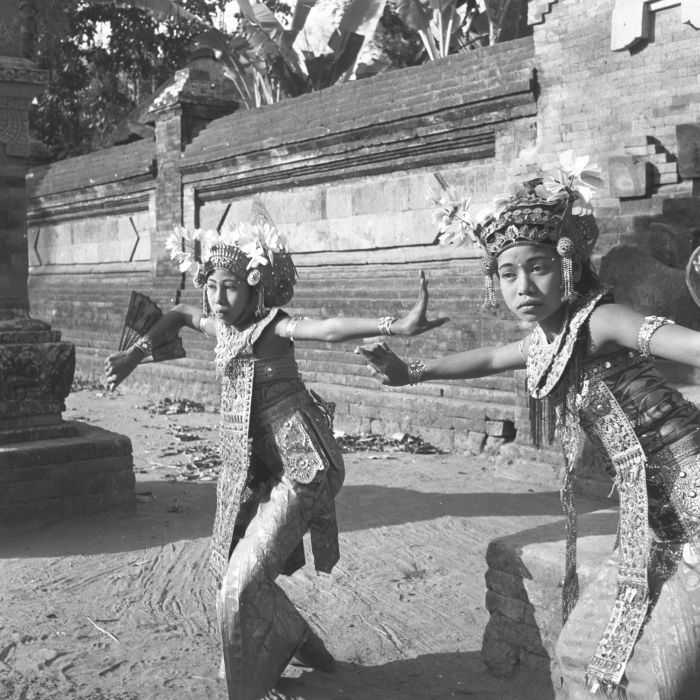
[292,631,335,672]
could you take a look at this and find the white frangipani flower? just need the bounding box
[165,226,196,273]
[539,150,604,206]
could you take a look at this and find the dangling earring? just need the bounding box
[202,288,211,317]
[557,237,575,301]
[255,286,266,319]
[482,255,498,308]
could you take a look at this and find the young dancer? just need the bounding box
[104,221,445,700]
[360,155,700,699]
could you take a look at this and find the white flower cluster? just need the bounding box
[534,150,603,215]
[433,151,603,249]
[164,222,289,277]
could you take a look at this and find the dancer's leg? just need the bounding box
[218,474,326,700]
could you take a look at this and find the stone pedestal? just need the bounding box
[0,318,135,524]
[0,422,134,522]
[480,502,618,695]
[0,0,134,523]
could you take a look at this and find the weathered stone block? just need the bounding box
[484,435,508,455]
[608,155,648,198]
[455,430,486,454]
[0,422,135,523]
[0,339,74,428]
[482,508,618,691]
[676,123,700,178]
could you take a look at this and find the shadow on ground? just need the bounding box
[0,482,613,558]
[489,507,619,551]
[336,486,607,532]
[278,651,555,700]
[0,480,216,558]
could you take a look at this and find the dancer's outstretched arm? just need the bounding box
[276,271,448,343]
[358,340,525,386]
[588,303,700,367]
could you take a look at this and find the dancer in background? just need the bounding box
[361,154,700,699]
[104,220,446,700]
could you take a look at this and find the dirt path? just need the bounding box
[0,388,581,700]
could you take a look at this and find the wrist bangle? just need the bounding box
[132,335,153,358]
[407,359,426,385]
[637,315,674,357]
[378,316,396,336]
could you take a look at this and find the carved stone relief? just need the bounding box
[0,341,75,417]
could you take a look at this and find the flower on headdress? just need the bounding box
[255,221,287,265]
[239,237,269,270]
[218,223,244,249]
[165,226,197,273]
[431,173,481,247]
[538,151,604,213]
[192,228,220,263]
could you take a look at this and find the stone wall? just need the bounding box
[25,1,700,473]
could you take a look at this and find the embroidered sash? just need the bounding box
[579,379,650,693]
[210,358,255,583]
[525,293,651,693]
[209,309,280,583]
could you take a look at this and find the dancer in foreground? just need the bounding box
[360,154,700,699]
[104,220,445,700]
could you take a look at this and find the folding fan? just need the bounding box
[118,291,186,362]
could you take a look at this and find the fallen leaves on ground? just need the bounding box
[141,397,206,415]
[334,431,444,455]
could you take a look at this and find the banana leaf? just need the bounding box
[284,0,318,47]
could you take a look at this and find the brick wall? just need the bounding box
[532,0,700,251]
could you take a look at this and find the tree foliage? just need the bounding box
[28,0,524,160]
[29,0,222,158]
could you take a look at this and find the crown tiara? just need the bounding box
[476,179,599,261]
[165,222,297,308]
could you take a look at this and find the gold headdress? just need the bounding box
[435,151,603,306]
[165,207,297,313]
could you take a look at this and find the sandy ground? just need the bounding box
[0,386,590,700]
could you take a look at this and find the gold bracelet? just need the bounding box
[132,335,153,358]
[407,359,426,385]
[378,316,396,336]
[637,315,674,357]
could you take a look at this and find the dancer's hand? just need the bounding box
[391,270,449,336]
[356,342,410,386]
[103,348,141,391]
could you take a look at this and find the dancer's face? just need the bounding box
[497,244,564,328]
[206,269,253,327]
